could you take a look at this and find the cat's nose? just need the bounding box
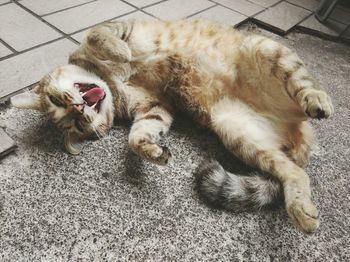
[72,104,85,114]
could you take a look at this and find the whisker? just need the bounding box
[92,126,103,140]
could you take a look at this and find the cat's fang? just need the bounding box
[91,102,98,110]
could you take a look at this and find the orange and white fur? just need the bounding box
[11,20,334,233]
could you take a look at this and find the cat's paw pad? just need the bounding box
[302,90,334,119]
[287,198,320,234]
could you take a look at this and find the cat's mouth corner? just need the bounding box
[74,83,106,113]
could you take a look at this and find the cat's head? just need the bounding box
[11,64,114,154]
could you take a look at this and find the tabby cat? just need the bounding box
[11,19,333,233]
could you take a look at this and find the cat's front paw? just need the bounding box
[142,142,172,165]
[287,197,320,234]
[129,138,172,165]
[301,90,334,119]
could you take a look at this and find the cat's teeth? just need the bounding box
[81,92,87,97]
[91,102,97,109]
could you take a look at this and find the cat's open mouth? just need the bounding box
[74,83,106,113]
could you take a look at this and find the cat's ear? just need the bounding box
[64,132,84,155]
[11,86,43,111]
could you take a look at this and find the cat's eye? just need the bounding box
[49,95,65,107]
[75,119,85,133]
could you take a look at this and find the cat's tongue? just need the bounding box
[83,87,105,107]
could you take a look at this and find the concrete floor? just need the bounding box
[0,27,349,261]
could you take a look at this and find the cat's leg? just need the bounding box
[125,84,173,165]
[128,102,173,165]
[241,35,334,119]
[283,122,315,168]
[210,98,319,233]
[85,22,132,63]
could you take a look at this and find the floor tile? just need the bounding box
[254,1,311,32]
[0,39,77,99]
[247,0,280,8]
[191,5,247,26]
[286,0,320,11]
[299,15,347,37]
[0,4,61,51]
[21,0,93,16]
[0,43,12,58]
[329,6,350,25]
[0,128,16,159]
[124,0,161,8]
[144,0,214,20]
[213,0,264,16]
[44,0,135,34]
[71,11,157,43]
[0,0,10,4]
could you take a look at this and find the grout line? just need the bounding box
[0,38,17,53]
[40,0,97,17]
[139,9,161,20]
[119,0,166,19]
[119,0,168,10]
[0,53,14,61]
[186,4,219,18]
[0,1,11,6]
[140,0,169,9]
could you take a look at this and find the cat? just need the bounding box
[11,19,334,234]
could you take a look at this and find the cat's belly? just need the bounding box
[129,52,239,126]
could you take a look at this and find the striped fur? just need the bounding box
[195,160,282,211]
[11,19,333,233]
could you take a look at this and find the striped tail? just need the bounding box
[195,160,282,211]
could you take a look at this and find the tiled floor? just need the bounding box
[0,0,349,101]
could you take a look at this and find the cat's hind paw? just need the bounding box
[287,197,320,234]
[300,90,334,119]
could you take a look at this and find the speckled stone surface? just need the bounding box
[0,28,349,261]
